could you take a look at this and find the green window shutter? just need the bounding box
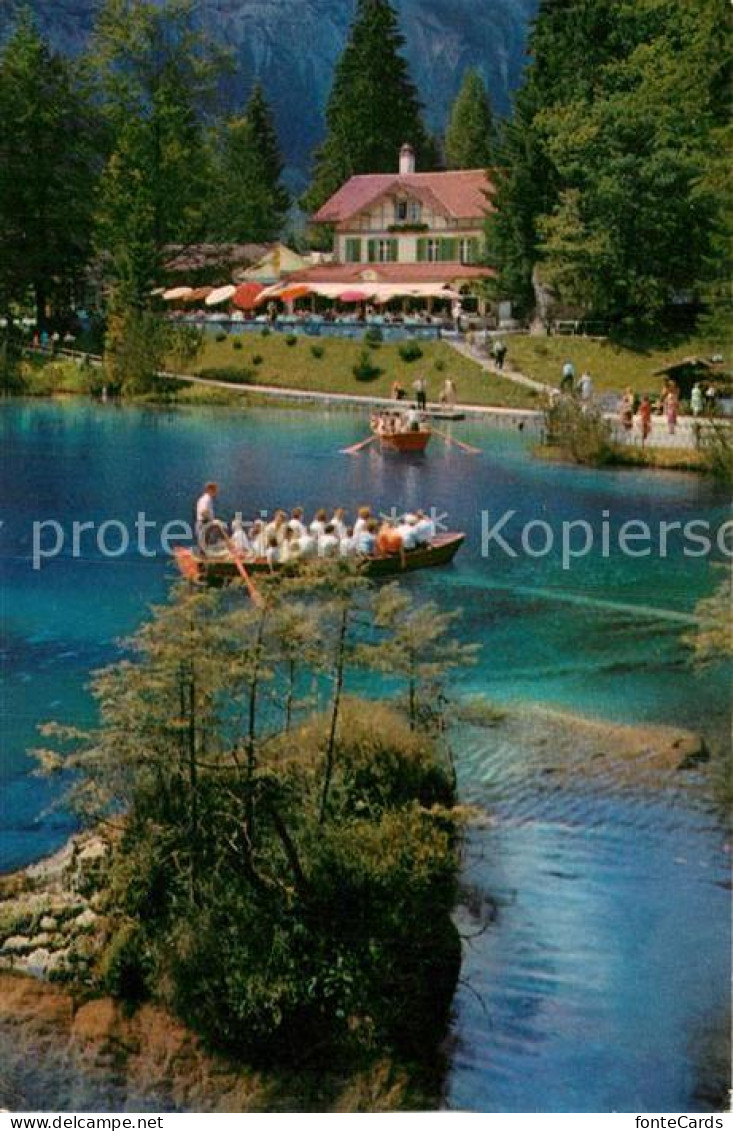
[416,238,427,263]
[466,238,479,264]
[367,239,376,263]
[440,238,457,262]
[346,238,361,263]
[390,238,398,262]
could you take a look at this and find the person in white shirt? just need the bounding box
[289,507,307,538]
[397,514,419,551]
[299,530,317,558]
[230,516,252,557]
[281,527,301,563]
[578,371,593,402]
[250,520,268,559]
[353,507,372,537]
[355,519,378,556]
[331,508,348,541]
[265,536,282,570]
[339,527,356,557]
[413,510,436,546]
[265,510,287,545]
[310,508,328,541]
[319,524,340,558]
[195,482,218,542]
[405,406,421,432]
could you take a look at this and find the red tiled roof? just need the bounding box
[313,170,493,224]
[287,263,493,284]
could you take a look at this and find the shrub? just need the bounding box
[544,397,616,465]
[261,326,271,337]
[399,340,423,363]
[252,354,264,366]
[285,333,298,347]
[364,327,383,347]
[699,420,733,484]
[215,332,227,342]
[352,348,382,381]
[434,358,446,372]
[310,344,325,359]
[232,339,243,351]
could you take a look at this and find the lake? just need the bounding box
[0,399,729,1112]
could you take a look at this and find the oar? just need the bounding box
[222,531,264,606]
[431,427,482,455]
[340,434,377,455]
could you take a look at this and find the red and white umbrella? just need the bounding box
[163,286,193,301]
[232,282,264,310]
[205,284,237,307]
[339,289,370,303]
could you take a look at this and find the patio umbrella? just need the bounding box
[339,289,370,303]
[205,284,236,307]
[277,283,311,303]
[163,286,193,301]
[182,286,213,303]
[232,282,264,310]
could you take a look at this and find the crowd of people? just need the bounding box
[195,484,437,567]
[372,407,424,434]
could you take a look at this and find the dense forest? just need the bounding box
[0,0,729,362]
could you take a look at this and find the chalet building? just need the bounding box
[284,144,494,306]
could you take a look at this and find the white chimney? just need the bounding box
[399,143,415,175]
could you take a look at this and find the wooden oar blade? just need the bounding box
[432,427,481,455]
[340,434,376,455]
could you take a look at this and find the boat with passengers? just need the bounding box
[175,532,464,586]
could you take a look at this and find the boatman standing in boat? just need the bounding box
[195,481,218,546]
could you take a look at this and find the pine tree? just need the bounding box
[302,0,434,213]
[92,0,224,390]
[94,0,222,306]
[213,83,290,243]
[444,69,495,170]
[488,0,730,327]
[0,11,100,327]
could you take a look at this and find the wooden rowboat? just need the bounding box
[375,428,431,453]
[175,532,465,586]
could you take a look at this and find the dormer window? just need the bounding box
[394,198,421,224]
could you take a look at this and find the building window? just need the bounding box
[368,238,398,263]
[345,238,362,263]
[459,238,479,264]
[426,238,440,262]
[394,199,421,224]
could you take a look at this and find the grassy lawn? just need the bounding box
[502,332,725,395]
[184,334,542,410]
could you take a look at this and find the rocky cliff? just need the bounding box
[0,0,538,184]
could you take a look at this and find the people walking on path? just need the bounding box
[493,339,507,371]
[665,386,679,435]
[413,376,427,411]
[561,359,575,394]
[620,387,635,431]
[690,383,704,417]
[578,370,593,403]
[440,377,457,407]
[639,395,653,446]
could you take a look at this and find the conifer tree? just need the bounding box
[0,10,100,326]
[444,69,496,170]
[214,83,290,243]
[487,0,729,327]
[302,0,434,213]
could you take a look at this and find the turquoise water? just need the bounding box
[0,399,730,1111]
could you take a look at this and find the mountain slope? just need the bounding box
[1,0,537,184]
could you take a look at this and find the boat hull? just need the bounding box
[377,429,431,453]
[175,533,465,586]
